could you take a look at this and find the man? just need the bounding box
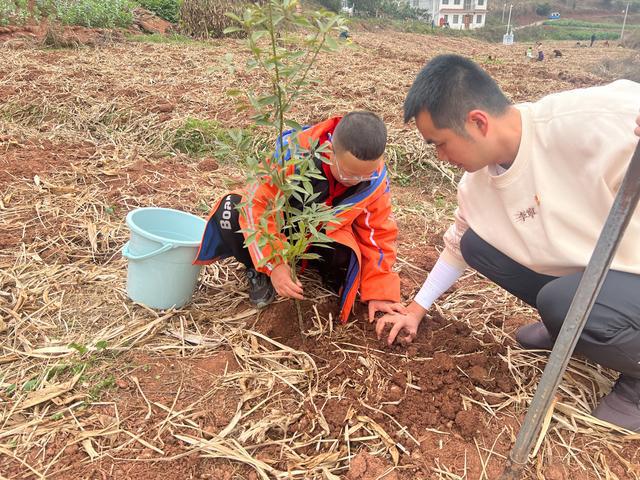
[376,54,640,431]
[195,111,406,324]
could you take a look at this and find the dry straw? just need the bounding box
[180,0,267,39]
[1,28,638,479]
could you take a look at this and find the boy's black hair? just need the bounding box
[332,111,387,161]
[403,54,511,134]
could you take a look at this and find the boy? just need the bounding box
[194,111,406,324]
[376,54,640,431]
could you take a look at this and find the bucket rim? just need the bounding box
[126,207,206,247]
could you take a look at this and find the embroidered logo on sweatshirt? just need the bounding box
[515,196,540,223]
[515,207,537,222]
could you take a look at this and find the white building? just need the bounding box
[340,0,354,16]
[407,0,487,29]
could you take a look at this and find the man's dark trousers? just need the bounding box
[459,228,640,379]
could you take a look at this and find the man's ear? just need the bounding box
[467,110,489,137]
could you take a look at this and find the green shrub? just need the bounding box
[174,118,219,155]
[315,0,342,12]
[127,32,194,43]
[172,117,264,160]
[1,0,138,27]
[137,0,180,22]
[543,18,639,29]
[0,0,32,26]
[535,2,551,16]
[51,0,135,28]
[516,24,621,41]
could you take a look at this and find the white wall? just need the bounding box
[435,0,487,29]
[403,0,487,28]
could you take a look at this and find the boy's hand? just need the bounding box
[375,301,426,346]
[367,300,408,323]
[271,264,304,300]
[635,114,640,137]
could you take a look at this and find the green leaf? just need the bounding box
[224,12,242,23]
[298,252,321,260]
[23,378,39,392]
[324,35,338,51]
[284,119,304,131]
[69,342,88,355]
[250,30,268,43]
[223,26,242,35]
[258,95,279,107]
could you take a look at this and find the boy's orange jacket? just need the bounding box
[194,117,401,323]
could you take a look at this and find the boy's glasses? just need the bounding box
[325,135,380,183]
[326,153,379,182]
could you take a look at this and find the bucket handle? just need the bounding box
[122,241,173,261]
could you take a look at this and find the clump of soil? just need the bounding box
[254,297,515,442]
[346,451,399,480]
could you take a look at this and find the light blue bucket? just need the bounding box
[122,207,206,309]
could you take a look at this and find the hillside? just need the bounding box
[485,0,640,26]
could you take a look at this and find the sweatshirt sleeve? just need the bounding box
[414,255,465,310]
[441,207,470,270]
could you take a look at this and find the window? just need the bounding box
[477,0,484,5]
[476,14,482,23]
[442,0,449,5]
[453,14,459,23]
[454,0,461,5]
[412,0,419,6]
[444,14,449,22]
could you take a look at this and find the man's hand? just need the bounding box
[635,114,640,137]
[270,264,304,300]
[375,301,427,346]
[368,300,408,323]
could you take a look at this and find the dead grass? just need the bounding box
[1,28,639,479]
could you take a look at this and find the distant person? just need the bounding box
[339,28,350,41]
[526,46,534,59]
[537,47,544,61]
[553,49,562,57]
[590,33,596,47]
[380,54,640,432]
[604,39,610,47]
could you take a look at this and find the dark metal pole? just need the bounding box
[501,140,640,480]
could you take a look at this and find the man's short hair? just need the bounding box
[333,111,387,161]
[403,54,511,134]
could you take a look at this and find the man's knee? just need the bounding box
[459,229,484,269]
[536,280,571,336]
[537,273,591,337]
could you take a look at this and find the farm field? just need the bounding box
[1,24,640,480]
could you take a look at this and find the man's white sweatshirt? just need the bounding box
[416,80,640,310]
